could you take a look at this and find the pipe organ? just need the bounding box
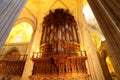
[31,9,89,80]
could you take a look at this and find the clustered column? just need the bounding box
[0,0,27,49]
[87,0,120,79]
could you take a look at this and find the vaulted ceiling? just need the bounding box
[14,0,105,49]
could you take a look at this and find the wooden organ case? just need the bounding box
[31,9,89,80]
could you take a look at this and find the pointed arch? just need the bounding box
[4,47,20,60]
[6,21,33,43]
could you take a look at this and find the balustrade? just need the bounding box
[32,56,88,79]
[0,60,25,78]
[0,55,26,79]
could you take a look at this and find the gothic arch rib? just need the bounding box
[49,0,69,10]
[3,47,20,56]
[15,18,35,31]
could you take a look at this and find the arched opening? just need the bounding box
[106,57,116,80]
[0,48,26,78]
[100,49,113,80]
[4,49,20,60]
[6,22,33,43]
[82,2,105,50]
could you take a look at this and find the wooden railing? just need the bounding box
[0,55,27,78]
[31,56,89,80]
[0,60,25,76]
[32,56,87,75]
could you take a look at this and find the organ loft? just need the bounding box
[31,9,89,79]
[0,0,120,80]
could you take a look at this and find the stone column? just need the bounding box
[99,51,112,80]
[76,0,84,51]
[21,29,41,80]
[21,2,43,79]
[0,0,27,50]
[82,20,105,80]
[87,0,120,79]
[77,0,105,80]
